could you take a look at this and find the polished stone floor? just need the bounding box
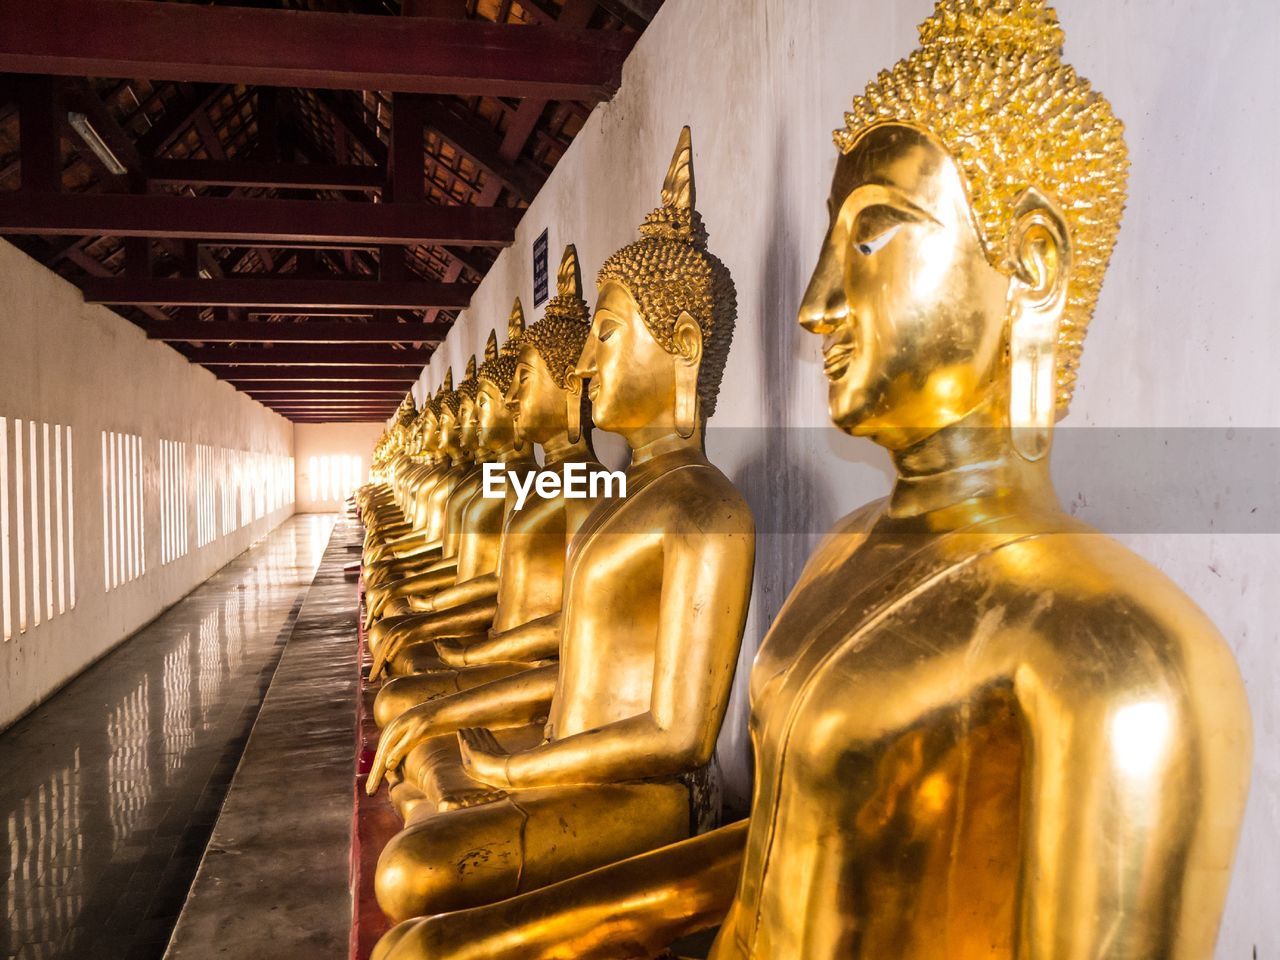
[165,518,359,960]
[0,515,337,960]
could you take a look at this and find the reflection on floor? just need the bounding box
[0,515,337,960]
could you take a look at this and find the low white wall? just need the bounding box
[294,421,383,513]
[0,239,295,730]
[404,0,1278,952]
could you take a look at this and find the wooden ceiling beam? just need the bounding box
[144,158,385,191]
[79,276,475,309]
[0,192,522,245]
[185,344,427,365]
[139,319,447,343]
[219,368,421,382]
[0,0,635,100]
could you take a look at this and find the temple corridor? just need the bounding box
[0,514,337,960]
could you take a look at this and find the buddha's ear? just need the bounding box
[1007,188,1070,462]
[672,311,704,367]
[1008,187,1071,319]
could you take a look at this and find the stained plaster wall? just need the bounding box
[0,239,295,730]
[406,1,1278,952]
[294,421,385,513]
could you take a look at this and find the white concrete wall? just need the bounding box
[294,421,383,513]
[406,1,1277,952]
[0,239,295,730]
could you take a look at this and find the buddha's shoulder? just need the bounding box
[633,460,754,533]
[973,531,1242,699]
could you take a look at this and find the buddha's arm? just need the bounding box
[413,572,499,614]
[1017,682,1208,957]
[463,523,754,789]
[381,820,748,960]
[366,565,457,624]
[367,664,557,793]
[437,613,561,667]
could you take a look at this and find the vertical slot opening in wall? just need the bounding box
[29,421,41,627]
[1,418,11,642]
[159,440,166,564]
[42,422,53,622]
[112,432,121,589]
[115,432,124,588]
[127,432,137,580]
[67,427,76,608]
[181,443,188,555]
[101,431,109,592]
[136,435,144,575]
[54,424,65,616]
[16,420,27,634]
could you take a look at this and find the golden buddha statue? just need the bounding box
[357,393,424,533]
[363,308,532,655]
[367,327,540,678]
[373,357,496,612]
[362,390,446,561]
[366,371,470,567]
[366,127,756,931]
[369,245,603,689]
[364,313,524,612]
[374,4,1253,959]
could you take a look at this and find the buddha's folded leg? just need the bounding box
[375,778,693,922]
[391,641,460,676]
[389,780,431,822]
[407,725,545,815]
[374,658,535,728]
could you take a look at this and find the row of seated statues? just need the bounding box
[351,2,1252,957]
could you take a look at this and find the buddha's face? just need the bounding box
[476,380,516,452]
[507,343,565,445]
[799,123,1011,448]
[417,415,439,457]
[457,396,479,452]
[578,280,675,438]
[437,409,461,458]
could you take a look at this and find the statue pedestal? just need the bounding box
[351,580,400,959]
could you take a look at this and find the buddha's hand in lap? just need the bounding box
[369,704,436,794]
[458,727,512,789]
[437,783,508,810]
[370,623,412,678]
[434,636,469,667]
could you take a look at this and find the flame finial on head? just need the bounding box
[834,0,1128,409]
[597,126,736,419]
[458,354,481,401]
[484,330,499,364]
[525,244,592,389]
[479,299,526,394]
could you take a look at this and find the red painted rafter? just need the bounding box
[0,192,522,245]
[80,276,475,309]
[145,158,385,191]
[179,344,428,365]
[0,0,635,101]
[139,319,447,343]
[218,367,420,381]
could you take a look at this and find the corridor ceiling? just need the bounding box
[0,0,661,421]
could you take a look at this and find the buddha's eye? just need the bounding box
[852,204,914,256]
[855,223,902,256]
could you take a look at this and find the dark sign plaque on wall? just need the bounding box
[533,228,549,307]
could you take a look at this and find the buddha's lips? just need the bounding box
[823,336,858,381]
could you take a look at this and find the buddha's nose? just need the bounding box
[799,241,846,335]
[576,336,599,381]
